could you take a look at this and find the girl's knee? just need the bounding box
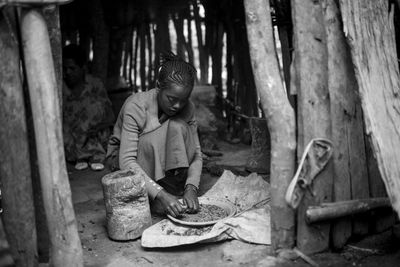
[168,119,188,136]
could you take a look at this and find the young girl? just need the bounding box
[107,52,202,217]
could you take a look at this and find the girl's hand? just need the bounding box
[155,190,184,217]
[183,184,199,213]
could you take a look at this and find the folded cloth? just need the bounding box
[141,170,271,248]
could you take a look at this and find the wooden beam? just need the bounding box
[20,9,83,266]
[340,0,400,220]
[306,198,391,224]
[244,0,296,251]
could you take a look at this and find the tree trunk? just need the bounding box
[20,9,83,267]
[340,0,400,220]
[244,0,296,252]
[292,0,333,253]
[0,8,38,266]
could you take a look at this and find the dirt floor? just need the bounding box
[68,140,400,267]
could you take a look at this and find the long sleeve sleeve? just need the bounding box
[119,102,163,199]
[185,124,203,189]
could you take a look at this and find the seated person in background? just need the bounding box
[106,52,202,217]
[62,44,115,171]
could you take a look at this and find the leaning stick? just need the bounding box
[306,198,391,224]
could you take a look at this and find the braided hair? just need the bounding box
[157,51,197,91]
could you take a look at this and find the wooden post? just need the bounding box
[340,0,400,220]
[140,21,146,90]
[154,8,171,81]
[193,0,208,84]
[323,0,369,248]
[133,25,139,90]
[41,6,62,259]
[292,0,333,254]
[108,27,125,90]
[89,0,109,87]
[244,0,296,251]
[146,22,153,88]
[20,9,83,267]
[186,14,195,69]
[0,7,38,266]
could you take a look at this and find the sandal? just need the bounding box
[90,162,105,171]
[75,162,88,170]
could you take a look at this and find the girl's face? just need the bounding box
[157,82,192,116]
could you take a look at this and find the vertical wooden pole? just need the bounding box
[146,22,153,88]
[123,26,133,82]
[154,8,171,80]
[108,28,125,89]
[90,0,109,87]
[140,22,146,90]
[41,5,62,261]
[20,9,83,267]
[231,0,259,118]
[173,12,186,59]
[193,0,208,84]
[340,0,400,222]
[0,7,38,266]
[43,5,62,105]
[133,25,139,91]
[323,0,369,248]
[186,15,195,69]
[292,0,333,253]
[244,0,296,252]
